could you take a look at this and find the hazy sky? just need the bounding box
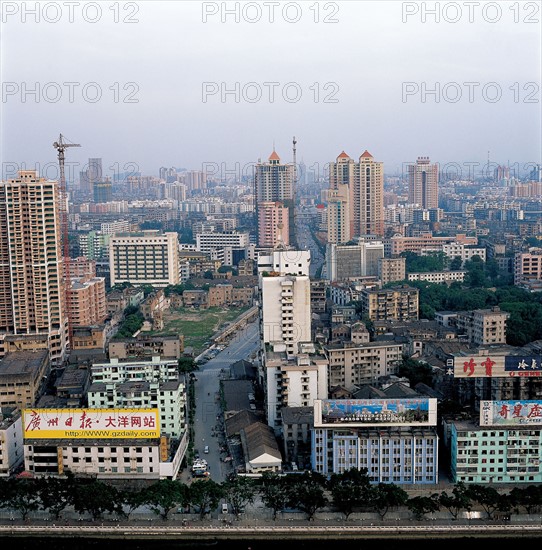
[1,0,540,182]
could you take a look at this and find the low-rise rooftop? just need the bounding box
[0,350,49,377]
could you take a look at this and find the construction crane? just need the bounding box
[53,134,81,353]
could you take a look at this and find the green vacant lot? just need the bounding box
[151,306,250,355]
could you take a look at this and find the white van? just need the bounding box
[222,503,228,514]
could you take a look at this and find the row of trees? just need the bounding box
[402,281,542,346]
[265,470,542,522]
[0,475,229,522]
[3,471,542,522]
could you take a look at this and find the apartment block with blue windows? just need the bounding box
[311,398,439,484]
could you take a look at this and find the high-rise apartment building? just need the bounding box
[109,230,180,287]
[257,250,311,356]
[0,171,68,364]
[179,170,207,192]
[255,150,296,246]
[530,164,542,182]
[125,175,159,195]
[79,158,102,194]
[329,150,384,237]
[93,178,112,203]
[326,183,350,244]
[407,157,439,209]
[166,182,187,203]
[257,249,328,433]
[159,166,178,182]
[494,165,510,183]
[257,201,290,248]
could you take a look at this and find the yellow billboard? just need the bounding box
[23,408,160,439]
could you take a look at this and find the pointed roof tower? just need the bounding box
[269,149,280,162]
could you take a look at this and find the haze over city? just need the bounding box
[1,0,540,179]
[1,1,542,545]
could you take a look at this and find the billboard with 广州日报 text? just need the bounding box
[22,408,160,439]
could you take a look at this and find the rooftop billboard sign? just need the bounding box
[22,408,160,439]
[480,400,542,426]
[314,398,437,428]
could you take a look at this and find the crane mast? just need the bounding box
[53,134,81,355]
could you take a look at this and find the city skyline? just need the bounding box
[1,1,539,179]
[2,147,539,187]
[1,0,542,510]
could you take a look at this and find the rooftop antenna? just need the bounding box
[293,136,297,178]
[292,136,297,246]
[253,163,258,245]
[276,222,286,250]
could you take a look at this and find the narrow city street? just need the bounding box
[295,209,325,278]
[188,321,260,483]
